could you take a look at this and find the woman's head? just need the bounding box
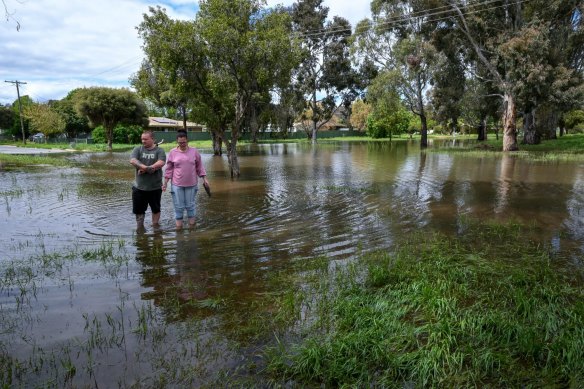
[176,131,188,150]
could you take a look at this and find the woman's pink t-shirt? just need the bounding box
[164,147,206,187]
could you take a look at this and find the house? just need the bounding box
[148,117,205,132]
[293,105,350,133]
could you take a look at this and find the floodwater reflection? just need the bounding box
[1,141,584,385]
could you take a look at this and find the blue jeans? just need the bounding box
[170,185,197,220]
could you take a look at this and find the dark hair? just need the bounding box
[176,131,187,139]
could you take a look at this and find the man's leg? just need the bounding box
[132,187,147,230]
[149,189,163,227]
[136,213,145,229]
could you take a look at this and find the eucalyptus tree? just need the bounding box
[74,87,148,151]
[353,0,437,147]
[268,85,306,135]
[460,74,502,141]
[131,60,191,131]
[197,0,300,176]
[430,23,467,135]
[447,0,584,149]
[291,0,362,143]
[135,7,231,156]
[137,2,299,177]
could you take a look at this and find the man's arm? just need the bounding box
[130,157,148,173]
[150,159,165,171]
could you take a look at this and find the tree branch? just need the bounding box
[3,0,21,31]
[450,2,503,85]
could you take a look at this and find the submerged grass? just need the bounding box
[265,219,584,387]
[0,154,75,168]
[433,133,584,162]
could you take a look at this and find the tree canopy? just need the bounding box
[74,87,148,151]
[135,0,301,177]
[291,0,363,143]
[22,103,66,140]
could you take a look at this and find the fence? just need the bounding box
[153,130,366,143]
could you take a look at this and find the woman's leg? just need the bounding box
[184,186,198,227]
[171,186,186,229]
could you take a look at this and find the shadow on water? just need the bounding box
[1,141,584,386]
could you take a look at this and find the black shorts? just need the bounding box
[132,187,162,214]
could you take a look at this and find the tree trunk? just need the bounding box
[211,131,223,156]
[559,125,565,137]
[311,120,317,143]
[106,125,113,151]
[227,132,240,178]
[227,95,245,178]
[417,74,428,148]
[539,109,557,140]
[181,105,187,131]
[311,89,318,144]
[250,103,259,143]
[522,108,540,145]
[492,115,500,140]
[420,114,428,148]
[502,92,518,151]
[477,115,487,141]
[451,117,459,135]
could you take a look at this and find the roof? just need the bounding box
[148,117,203,130]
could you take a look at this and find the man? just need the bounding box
[130,131,166,229]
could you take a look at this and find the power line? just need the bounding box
[292,0,530,39]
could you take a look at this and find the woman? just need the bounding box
[162,131,209,229]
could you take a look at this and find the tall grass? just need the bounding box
[265,219,584,387]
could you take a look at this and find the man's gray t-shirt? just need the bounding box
[131,146,166,191]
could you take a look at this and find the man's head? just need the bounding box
[141,131,155,148]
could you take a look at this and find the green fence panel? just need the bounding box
[153,130,365,143]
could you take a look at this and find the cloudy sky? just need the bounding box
[0,0,371,106]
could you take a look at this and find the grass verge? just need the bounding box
[265,219,584,387]
[433,134,584,162]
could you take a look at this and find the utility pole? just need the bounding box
[4,80,27,144]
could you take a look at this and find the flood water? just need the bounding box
[1,140,584,386]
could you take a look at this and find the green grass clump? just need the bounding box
[434,134,584,162]
[0,154,74,168]
[266,220,584,387]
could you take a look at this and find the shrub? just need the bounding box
[92,124,144,144]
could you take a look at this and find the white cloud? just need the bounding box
[0,0,198,105]
[0,0,369,106]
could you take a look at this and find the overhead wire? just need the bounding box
[292,0,531,39]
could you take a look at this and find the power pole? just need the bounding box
[4,80,27,144]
